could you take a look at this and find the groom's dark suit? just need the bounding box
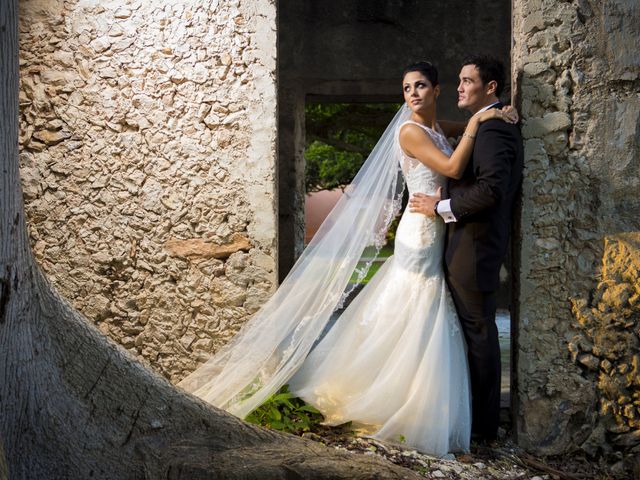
[442,103,523,440]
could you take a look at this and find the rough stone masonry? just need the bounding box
[512,0,639,460]
[18,0,277,382]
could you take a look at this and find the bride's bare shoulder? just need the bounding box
[399,122,433,146]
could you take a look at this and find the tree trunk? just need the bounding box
[0,2,418,479]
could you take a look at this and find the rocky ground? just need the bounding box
[300,425,635,479]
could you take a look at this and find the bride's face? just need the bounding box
[402,71,439,113]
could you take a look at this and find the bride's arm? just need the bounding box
[439,106,519,138]
[399,116,481,180]
[399,108,514,180]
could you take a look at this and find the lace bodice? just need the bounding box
[398,121,453,195]
[392,120,454,279]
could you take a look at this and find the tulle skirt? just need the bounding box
[289,212,471,456]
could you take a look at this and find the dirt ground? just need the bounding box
[302,425,638,480]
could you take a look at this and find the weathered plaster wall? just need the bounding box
[18,0,277,382]
[512,0,639,461]
[279,0,511,105]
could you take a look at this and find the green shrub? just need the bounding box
[245,385,325,435]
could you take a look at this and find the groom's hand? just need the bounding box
[409,188,442,217]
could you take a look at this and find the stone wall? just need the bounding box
[18,0,277,382]
[512,0,639,461]
[570,233,640,464]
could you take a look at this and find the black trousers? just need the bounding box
[446,275,501,440]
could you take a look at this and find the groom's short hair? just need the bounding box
[461,55,506,98]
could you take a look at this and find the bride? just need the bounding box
[179,61,516,455]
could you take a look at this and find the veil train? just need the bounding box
[179,105,412,418]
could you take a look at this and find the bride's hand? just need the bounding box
[477,105,519,124]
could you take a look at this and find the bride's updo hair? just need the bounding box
[402,61,439,87]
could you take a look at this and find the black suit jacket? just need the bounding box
[443,104,524,292]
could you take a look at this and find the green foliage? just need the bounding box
[305,141,363,193]
[384,214,402,248]
[305,103,400,192]
[245,385,325,434]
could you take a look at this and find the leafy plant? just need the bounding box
[305,103,400,192]
[245,385,325,435]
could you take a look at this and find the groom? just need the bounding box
[410,55,523,442]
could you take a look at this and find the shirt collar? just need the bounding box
[474,101,501,115]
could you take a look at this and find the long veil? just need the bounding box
[178,105,412,418]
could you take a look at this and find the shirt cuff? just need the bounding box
[436,199,457,223]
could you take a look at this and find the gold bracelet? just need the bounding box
[462,132,475,139]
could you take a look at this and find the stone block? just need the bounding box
[602,0,640,80]
[165,234,251,261]
[522,111,571,138]
[523,61,550,77]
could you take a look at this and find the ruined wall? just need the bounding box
[18,0,277,383]
[512,0,639,462]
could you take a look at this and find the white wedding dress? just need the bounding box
[288,121,471,455]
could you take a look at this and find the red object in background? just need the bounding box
[304,188,344,244]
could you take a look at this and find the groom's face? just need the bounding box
[457,64,493,114]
